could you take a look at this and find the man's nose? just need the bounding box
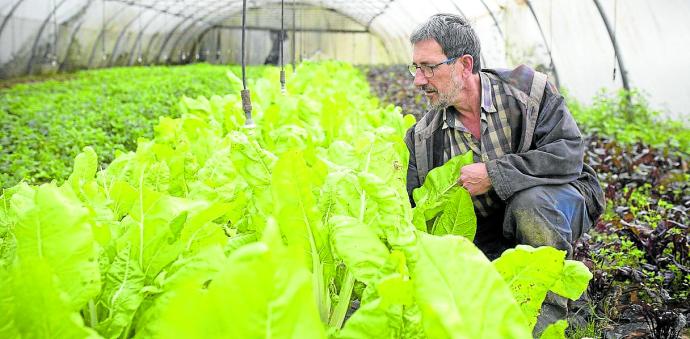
[413,70,428,86]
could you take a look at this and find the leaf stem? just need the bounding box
[328,269,355,328]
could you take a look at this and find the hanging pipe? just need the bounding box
[291,0,296,73]
[280,0,286,94]
[241,0,254,128]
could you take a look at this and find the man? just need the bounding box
[404,13,605,334]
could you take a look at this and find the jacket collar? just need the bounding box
[480,72,497,113]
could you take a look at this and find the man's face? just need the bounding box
[411,39,462,111]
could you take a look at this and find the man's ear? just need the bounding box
[460,55,474,75]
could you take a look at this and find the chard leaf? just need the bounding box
[3,260,101,338]
[413,232,531,339]
[13,184,101,311]
[271,149,332,322]
[329,215,389,286]
[550,260,593,300]
[135,246,226,337]
[492,245,592,331]
[95,245,146,338]
[431,188,477,240]
[335,251,423,339]
[411,152,474,231]
[229,131,277,187]
[539,319,568,339]
[68,146,98,189]
[149,222,326,338]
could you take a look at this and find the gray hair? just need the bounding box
[410,13,481,73]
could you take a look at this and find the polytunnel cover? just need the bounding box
[1,0,689,117]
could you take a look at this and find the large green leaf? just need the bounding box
[95,245,146,339]
[411,152,474,231]
[13,184,101,311]
[492,245,592,330]
[3,259,101,338]
[68,146,98,190]
[430,188,476,240]
[539,320,568,339]
[335,251,423,339]
[272,149,333,323]
[329,215,389,286]
[550,260,593,300]
[135,246,227,338]
[149,222,326,338]
[229,131,277,187]
[412,232,531,339]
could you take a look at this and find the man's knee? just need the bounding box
[504,184,588,255]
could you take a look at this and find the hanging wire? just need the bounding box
[241,0,255,128]
[299,4,304,62]
[549,0,553,73]
[137,5,142,64]
[279,0,286,94]
[101,0,107,61]
[612,0,618,80]
[291,0,296,73]
[11,8,15,60]
[216,29,222,62]
[51,0,58,67]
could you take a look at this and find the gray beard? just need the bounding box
[429,93,452,111]
[428,76,461,112]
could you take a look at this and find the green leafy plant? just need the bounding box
[568,89,690,152]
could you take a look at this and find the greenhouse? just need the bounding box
[1,0,688,338]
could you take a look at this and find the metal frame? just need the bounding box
[592,0,629,90]
[478,0,504,39]
[87,1,127,67]
[107,8,145,66]
[155,2,229,63]
[126,2,177,65]
[58,0,95,71]
[167,7,229,64]
[0,0,27,41]
[26,0,70,74]
[524,0,561,88]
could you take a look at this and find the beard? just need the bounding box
[423,76,462,111]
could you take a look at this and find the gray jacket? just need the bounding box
[404,65,605,222]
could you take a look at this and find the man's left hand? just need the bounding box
[458,163,492,196]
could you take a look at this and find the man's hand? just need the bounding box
[458,163,492,196]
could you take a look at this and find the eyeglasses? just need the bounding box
[408,57,457,78]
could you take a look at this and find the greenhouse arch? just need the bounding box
[0,0,688,113]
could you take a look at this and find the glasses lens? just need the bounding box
[408,64,417,76]
[422,66,433,78]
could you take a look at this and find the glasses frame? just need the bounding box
[408,57,457,78]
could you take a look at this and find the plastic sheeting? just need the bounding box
[1,0,688,118]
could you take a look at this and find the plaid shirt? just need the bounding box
[441,71,513,217]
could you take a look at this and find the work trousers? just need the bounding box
[473,183,592,261]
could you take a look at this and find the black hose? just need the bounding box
[280,0,286,93]
[240,0,254,126]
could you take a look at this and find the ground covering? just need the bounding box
[0,64,263,189]
[364,65,690,338]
